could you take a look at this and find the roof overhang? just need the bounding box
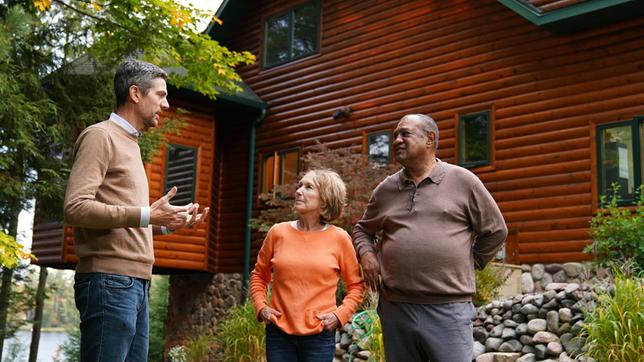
[498,0,644,33]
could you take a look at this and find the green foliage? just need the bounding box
[149,275,170,362]
[59,325,80,362]
[139,110,187,163]
[41,269,77,329]
[2,337,27,362]
[0,230,33,268]
[582,272,644,361]
[1,265,37,339]
[214,301,266,362]
[585,184,644,273]
[251,143,398,235]
[473,263,511,307]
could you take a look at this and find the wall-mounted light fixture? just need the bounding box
[332,106,352,120]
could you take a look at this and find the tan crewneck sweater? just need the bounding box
[64,120,153,279]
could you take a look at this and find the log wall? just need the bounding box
[223,0,644,264]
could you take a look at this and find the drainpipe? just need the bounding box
[242,106,267,302]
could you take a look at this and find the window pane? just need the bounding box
[368,133,390,165]
[165,145,196,206]
[599,125,635,200]
[281,151,299,186]
[262,154,275,193]
[292,2,318,58]
[265,13,290,66]
[461,113,489,165]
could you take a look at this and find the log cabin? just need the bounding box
[31,0,644,280]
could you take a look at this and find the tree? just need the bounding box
[251,143,399,235]
[0,0,256,358]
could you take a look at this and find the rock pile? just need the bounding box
[474,281,603,362]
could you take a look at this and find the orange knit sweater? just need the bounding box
[249,222,365,336]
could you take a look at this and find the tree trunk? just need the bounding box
[0,267,15,361]
[28,266,48,362]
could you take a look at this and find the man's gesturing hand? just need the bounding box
[360,251,381,291]
[150,187,195,228]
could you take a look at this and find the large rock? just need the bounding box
[533,331,559,344]
[534,344,548,360]
[546,310,559,332]
[563,262,583,278]
[559,308,573,323]
[531,264,545,280]
[476,353,521,362]
[553,270,568,283]
[473,341,486,359]
[499,339,523,352]
[546,341,563,355]
[485,337,504,352]
[521,272,535,294]
[560,333,584,356]
[520,304,538,315]
[527,319,547,333]
[516,353,536,362]
[501,328,517,340]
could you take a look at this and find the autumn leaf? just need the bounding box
[34,0,52,12]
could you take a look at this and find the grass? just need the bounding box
[214,301,266,362]
[582,272,644,361]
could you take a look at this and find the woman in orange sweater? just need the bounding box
[250,169,365,362]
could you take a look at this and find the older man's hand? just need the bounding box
[360,251,381,291]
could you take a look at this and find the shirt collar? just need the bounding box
[109,113,141,137]
[397,158,446,190]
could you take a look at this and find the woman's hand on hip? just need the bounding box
[260,306,282,324]
[316,312,339,331]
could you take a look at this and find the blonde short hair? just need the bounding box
[303,169,347,223]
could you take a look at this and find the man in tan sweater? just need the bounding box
[353,114,507,362]
[64,59,208,362]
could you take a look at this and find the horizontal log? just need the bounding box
[518,229,590,243]
[155,250,205,262]
[479,160,589,183]
[154,258,206,271]
[495,149,588,171]
[518,252,593,264]
[503,205,592,223]
[519,240,591,253]
[498,194,591,213]
[496,126,588,151]
[492,182,590,202]
[495,137,588,161]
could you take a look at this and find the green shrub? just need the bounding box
[214,301,266,362]
[473,263,511,307]
[184,332,217,362]
[582,272,644,361]
[586,184,644,272]
[148,275,169,362]
[59,325,80,362]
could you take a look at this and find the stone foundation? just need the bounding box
[165,273,242,352]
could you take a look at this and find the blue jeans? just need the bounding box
[74,272,150,362]
[265,324,335,362]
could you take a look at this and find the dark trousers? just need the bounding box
[74,272,150,362]
[265,324,335,362]
[378,297,476,362]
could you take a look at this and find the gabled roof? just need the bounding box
[498,0,644,33]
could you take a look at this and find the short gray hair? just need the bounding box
[114,59,167,107]
[402,113,439,150]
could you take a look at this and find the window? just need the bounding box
[264,1,319,68]
[458,111,491,168]
[261,149,300,194]
[164,144,197,206]
[597,117,643,203]
[367,131,391,166]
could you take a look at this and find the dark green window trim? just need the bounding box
[497,0,633,26]
[367,131,392,166]
[596,117,643,205]
[164,144,197,206]
[260,148,300,194]
[458,111,491,168]
[263,0,320,69]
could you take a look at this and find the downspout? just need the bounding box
[242,106,267,302]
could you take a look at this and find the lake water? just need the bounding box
[2,331,68,362]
